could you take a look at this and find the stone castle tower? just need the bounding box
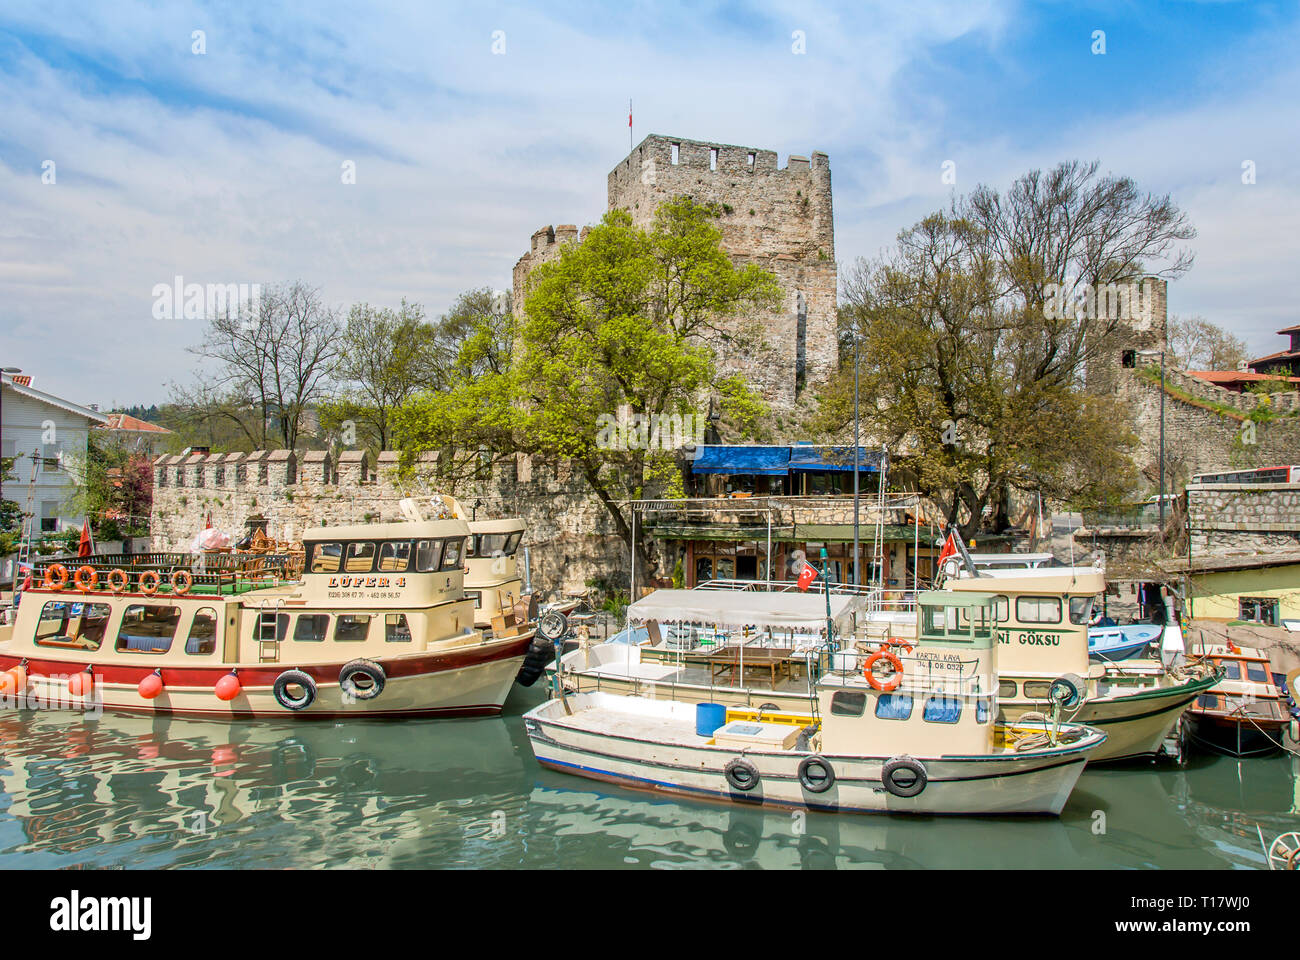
[513,134,838,409]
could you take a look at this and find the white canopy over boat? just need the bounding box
[626,589,864,634]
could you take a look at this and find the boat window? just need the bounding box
[441,538,465,570]
[293,614,330,642]
[377,541,413,573]
[1068,596,1095,625]
[116,604,181,654]
[923,603,987,641]
[829,690,866,716]
[473,533,513,557]
[923,695,962,723]
[955,604,994,638]
[976,698,991,723]
[1022,681,1053,700]
[415,539,444,572]
[185,607,219,655]
[35,600,111,651]
[345,542,376,573]
[505,533,522,554]
[465,590,482,609]
[386,614,412,642]
[1218,660,1241,680]
[335,614,372,643]
[874,693,913,720]
[309,542,342,573]
[1016,596,1061,624]
[998,680,1017,698]
[1245,662,1268,683]
[993,596,1009,622]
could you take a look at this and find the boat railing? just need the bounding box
[25,553,297,596]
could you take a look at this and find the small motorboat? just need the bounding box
[1186,642,1295,757]
[1088,623,1162,662]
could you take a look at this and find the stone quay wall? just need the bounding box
[1186,483,1300,554]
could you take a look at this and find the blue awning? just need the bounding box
[788,445,879,472]
[689,445,790,475]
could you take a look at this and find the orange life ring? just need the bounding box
[863,650,904,692]
[44,564,69,590]
[880,637,915,654]
[73,565,98,593]
[106,568,129,592]
[139,571,162,595]
[170,570,193,595]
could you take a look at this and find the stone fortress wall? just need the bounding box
[514,134,838,411]
[148,449,626,598]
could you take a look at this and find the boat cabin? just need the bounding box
[464,517,527,629]
[818,590,1000,756]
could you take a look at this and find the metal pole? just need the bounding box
[1159,350,1166,530]
[853,335,860,586]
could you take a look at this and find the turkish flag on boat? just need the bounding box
[77,518,93,558]
[796,561,819,592]
[937,531,959,568]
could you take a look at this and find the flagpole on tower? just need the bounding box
[629,99,633,151]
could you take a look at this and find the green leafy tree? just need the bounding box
[395,198,779,585]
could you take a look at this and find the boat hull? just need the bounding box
[524,697,1103,816]
[0,636,531,720]
[1186,713,1286,758]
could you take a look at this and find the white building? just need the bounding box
[1,373,108,534]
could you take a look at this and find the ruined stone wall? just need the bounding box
[1120,363,1300,485]
[1186,483,1300,554]
[149,451,626,598]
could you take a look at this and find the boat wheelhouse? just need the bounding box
[0,504,532,719]
[1185,642,1294,757]
[525,588,1107,816]
[465,517,530,633]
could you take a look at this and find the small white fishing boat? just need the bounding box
[524,589,1108,816]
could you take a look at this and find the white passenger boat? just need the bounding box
[525,588,1108,815]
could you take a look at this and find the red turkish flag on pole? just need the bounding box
[77,518,93,558]
[937,531,959,568]
[796,560,819,592]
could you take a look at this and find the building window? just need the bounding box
[1239,597,1279,626]
[40,500,59,533]
[175,467,185,487]
[671,142,680,165]
[747,151,755,168]
[116,604,181,653]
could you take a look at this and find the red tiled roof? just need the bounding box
[1278,325,1300,335]
[1189,370,1300,385]
[98,413,172,434]
[1248,349,1300,365]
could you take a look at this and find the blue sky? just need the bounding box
[1,0,1297,406]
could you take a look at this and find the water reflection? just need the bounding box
[0,690,1294,869]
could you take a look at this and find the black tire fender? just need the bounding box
[881,756,927,798]
[723,757,761,792]
[338,659,386,701]
[797,755,836,794]
[273,669,317,711]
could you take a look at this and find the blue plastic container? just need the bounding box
[696,702,727,737]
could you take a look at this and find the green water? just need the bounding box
[0,685,1295,869]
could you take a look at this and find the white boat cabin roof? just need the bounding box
[951,566,1105,594]
[468,517,526,535]
[302,518,470,543]
[627,588,865,633]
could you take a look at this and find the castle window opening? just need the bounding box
[795,290,808,393]
[671,142,680,165]
[747,152,755,167]
[1121,349,1136,368]
[258,463,269,484]
[709,148,717,171]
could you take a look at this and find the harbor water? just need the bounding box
[0,685,1295,870]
